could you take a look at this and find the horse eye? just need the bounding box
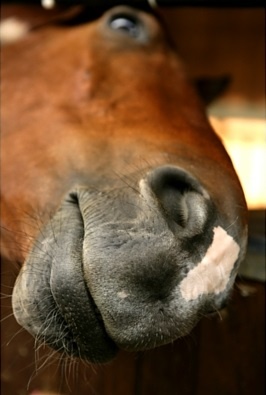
[109,15,140,38]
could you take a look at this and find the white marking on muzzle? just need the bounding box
[180,226,240,301]
[117,291,129,299]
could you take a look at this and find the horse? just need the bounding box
[1,5,248,368]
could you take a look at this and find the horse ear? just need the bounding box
[194,75,231,105]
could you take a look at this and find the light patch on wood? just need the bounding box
[180,226,240,301]
[0,18,29,45]
[42,0,55,9]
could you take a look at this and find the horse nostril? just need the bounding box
[147,166,211,233]
[154,183,190,228]
[109,14,140,38]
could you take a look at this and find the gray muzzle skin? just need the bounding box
[12,166,246,363]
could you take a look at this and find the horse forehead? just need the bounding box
[1,21,172,113]
[2,7,167,66]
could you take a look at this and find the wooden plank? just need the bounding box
[135,330,200,395]
[196,280,265,395]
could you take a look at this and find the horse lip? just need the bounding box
[12,190,118,362]
[48,192,118,361]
